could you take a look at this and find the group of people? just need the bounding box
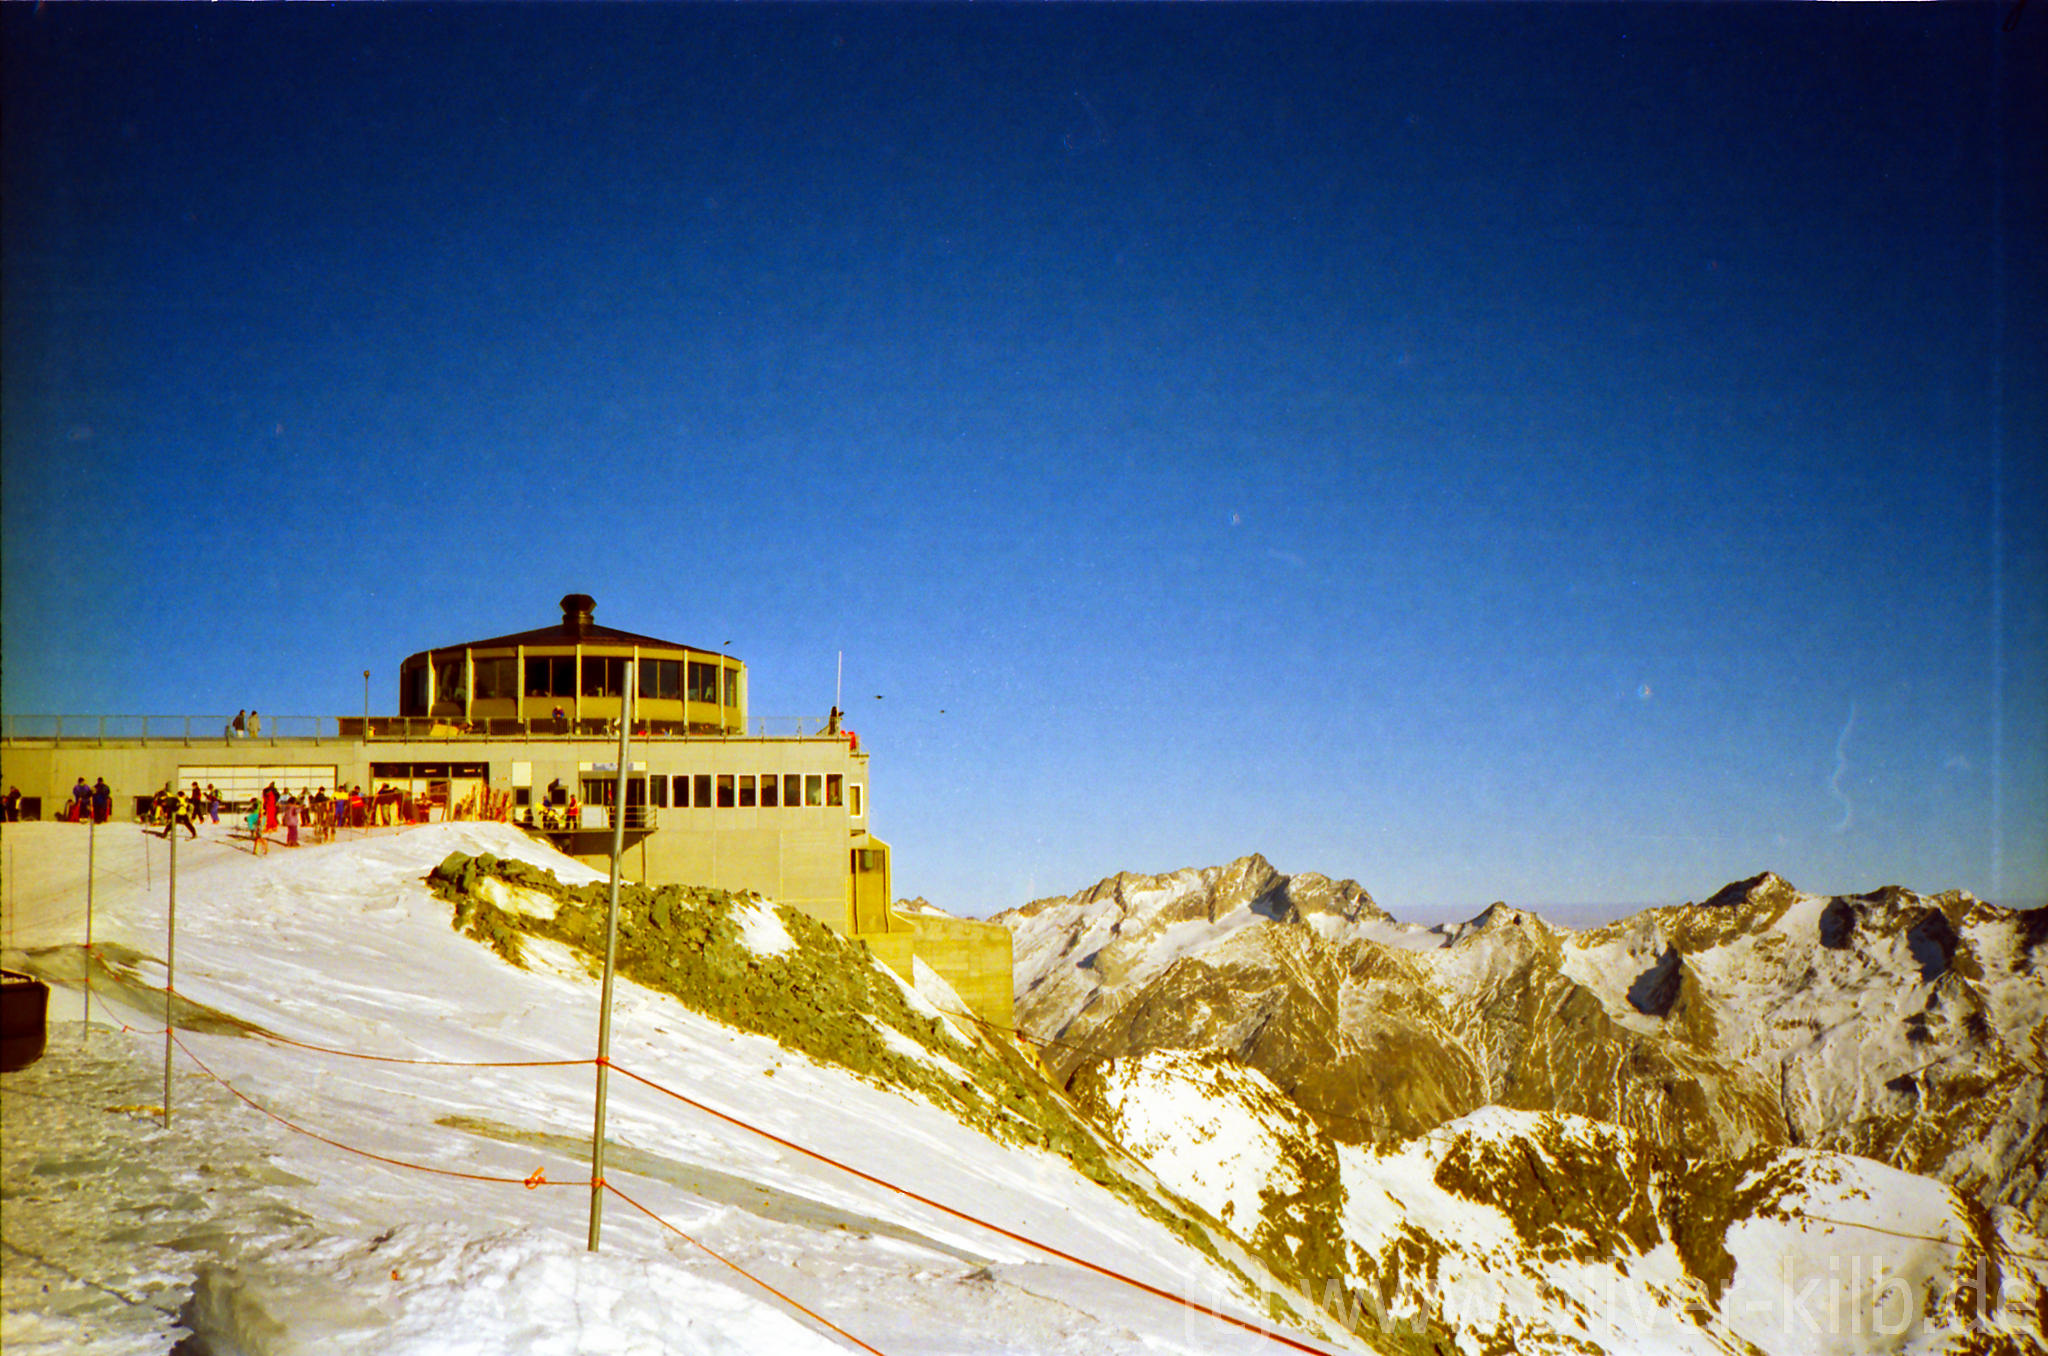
[530,794,582,830]
[10,776,457,841]
[144,783,215,839]
[228,709,262,738]
[66,776,117,824]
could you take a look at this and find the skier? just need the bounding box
[165,787,198,840]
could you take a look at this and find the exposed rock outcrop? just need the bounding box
[1003,861,2048,1231]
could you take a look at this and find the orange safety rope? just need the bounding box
[602,1059,1338,1355]
[247,1023,595,1069]
[168,1031,587,1190]
[151,1028,887,1349]
[141,982,593,1068]
[603,1180,889,1356]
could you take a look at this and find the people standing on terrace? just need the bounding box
[92,778,112,824]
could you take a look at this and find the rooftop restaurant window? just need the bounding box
[526,655,575,698]
[403,663,429,716]
[687,661,719,704]
[581,656,626,698]
[639,659,682,701]
[474,657,518,701]
[434,657,466,705]
[723,667,740,707]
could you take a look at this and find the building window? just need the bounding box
[825,774,843,807]
[738,775,756,808]
[581,656,626,697]
[526,656,575,697]
[849,783,862,818]
[759,774,779,808]
[639,659,681,701]
[716,775,735,808]
[650,776,668,808]
[671,775,690,808]
[687,661,719,703]
[804,774,822,807]
[694,774,712,809]
[433,657,467,707]
[723,666,739,707]
[474,658,518,700]
[402,663,430,716]
[784,774,801,807]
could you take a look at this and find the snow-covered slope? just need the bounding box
[1,823,1365,1355]
[1002,856,2048,1352]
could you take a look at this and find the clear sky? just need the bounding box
[5,4,2044,921]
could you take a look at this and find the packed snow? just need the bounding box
[1,820,1350,1355]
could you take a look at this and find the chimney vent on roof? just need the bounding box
[560,594,596,636]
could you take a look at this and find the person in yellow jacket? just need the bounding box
[165,788,198,840]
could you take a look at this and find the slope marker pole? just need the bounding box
[84,816,95,1034]
[589,660,635,1251]
[163,823,177,1127]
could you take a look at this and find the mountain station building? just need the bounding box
[0,595,1013,1028]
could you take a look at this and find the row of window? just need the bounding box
[512,656,736,703]
[656,772,847,811]
[533,773,859,815]
[411,656,740,708]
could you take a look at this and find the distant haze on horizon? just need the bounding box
[5,6,2044,920]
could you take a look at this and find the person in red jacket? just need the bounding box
[263,782,279,831]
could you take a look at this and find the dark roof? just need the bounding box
[436,621,716,653]
[404,596,725,663]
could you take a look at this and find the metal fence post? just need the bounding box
[588,663,636,1251]
[84,817,95,1034]
[163,825,177,1127]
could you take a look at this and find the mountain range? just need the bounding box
[998,855,2048,1352]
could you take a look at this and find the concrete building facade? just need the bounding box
[0,596,1013,1028]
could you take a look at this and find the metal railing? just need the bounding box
[526,804,658,832]
[3,714,854,744]
[0,714,344,744]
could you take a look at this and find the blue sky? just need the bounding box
[6,5,2044,920]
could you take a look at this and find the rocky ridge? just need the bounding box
[1000,857,2048,1351]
